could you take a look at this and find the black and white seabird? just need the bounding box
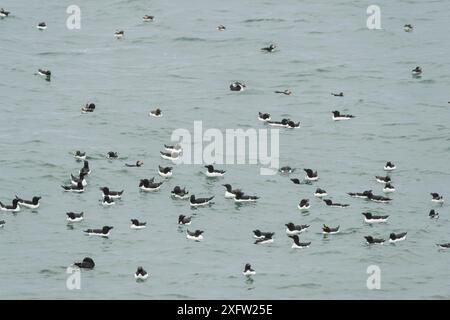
[234,191,259,203]
[74,151,86,160]
[37,22,47,30]
[230,82,246,91]
[149,108,162,117]
[404,24,413,32]
[258,112,271,122]
[101,195,115,206]
[254,233,274,244]
[139,178,163,192]
[267,118,290,127]
[186,229,204,241]
[323,199,349,208]
[178,215,192,225]
[362,212,389,224]
[107,151,118,159]
[125,160,144,167]
[384,161,396,171]
[61,181,84,193]
[160,151,180,161]
[365,236,385,245]
[431,193,444,203]
[0,199,20,212]
[332,110,354,121]
[79,160,91,175]
[0,220,5,228]
[389,232,407,243]
[71,173,87,187]
[261,44,276,52]
[15,196,41,209]
[38,69,51,81]
[204,165,225,177]
[367,193,392,203]
[429,209,439,219]
[348,190,373,199]
[253,230,274,240]
[114,30,124,38]
[164,144,182,153]
[66,212,84,222]
[286,120,300,128]
[375,176,391,184]
[279,166,294,174]
[412,66,422,76]
[322,224,340,234]
[217,25,226,31]
[190,195,214,207]
[436,243,450,250]
[142,15,154,22]
[158,165,173,178]
[0,8,10,17]
[289,235,311,249]
[383,183,396,193]
[171,186,189,200]
[130,219,147,229]
[285,222,310,235]
[274,89,292,95]
[100,187,124,199]
[331,92,344,97]
[135,266,149,280]
[298,199,310,211]
[314,188,328,197]
[74,257,95,269]
[222,184,241,199]
[243,263,255,276]
[81,103,95,113]
[84,226,113,237]
[304,168,318,181]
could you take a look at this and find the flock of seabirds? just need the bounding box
[0,8,448,281]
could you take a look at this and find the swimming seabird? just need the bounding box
[362,212,389,224]
[367,193,392,203]
[0,199,20,212]
[365,236,385,245]
[383,183,396,193]
[81,103,95,113]
[285,222,310,235]
[314,188,327,197]
[429,209,439,219]
[66,212,84,222]
[267,118,290,127]
[234,191,259,202]
[243,263,255,276]
[286,120,300,128]
[204,165,225,177]
[74,257,95,269]
[217,25,226,31]
[222,184,241,199]
[160,151,180,161]
[171,186,189,199]
[178,215,192,225]
[323,199,349,208]
[298,199,310,211]
[375,176,391,184]
[79,160,91,175]
[164,144,182,153]
[135,266,149,280]
[14,196,41,209]
[431,193,444,203]
[101,195,115,206]
[384,161,396,171]
[304,168,318,181]
[258,112,271,121]
[84,226,113,237]
[289,235,311,249]
[436,243,450,250]
[71,173,87,187]
[149,108,162,117]
[158,165,173,178]
[100,187,124,199]
[279,166,294,174]
[37,22,47,30]
[74,151,86,160]
[0,8,10,17]
[130,219,147,229]
[139,178,163,192]
[322,224,340,234]
[348,190,373,198]
[186,229,204,241]
[331,92,344,97]
[142,15,154,22]
[61,181,84,193]
[125,160,144,167]
[332,110,354,121]
[412,66,422,76]
[254,233,274,244]
[229,82,246,91]
[274,89,292,95]
[190,195,214,207]
[403,24,413,32]
[389,232,407,243]
[107,151,118,159]
[252,230,274,240]
[38,69,51,81]
[261,44,276,52]
[114,30,124,38]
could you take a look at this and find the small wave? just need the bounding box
[242,18,285,23]
[174,37,206,42]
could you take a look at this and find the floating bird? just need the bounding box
[323,199,349,208]
[384,161,396,171]
[186,229,204,241]
[314,188,327,197]
[254,233,274,244]
[74,257,95,269]
[362,212,389,224]
[289,235,311,249]
[38,69,51,81]
[61,181,84,193]
[298,199,310,211]
[274,89,292,95]
[107,151,118,159]
[149,108,162,117]
[230,82,246,91]
[375,176,391,184]
[81,103,95,113]
[134,266,149,280]
[261,44,276,52]
[348,190,372,198]
[285,222,310,235]
[431,193,444,203]
[125,160,144,167]
[71,173,87,187]
[164,144,182,153]
[365,236,385,245]
[234,191,259,202]
[389,232,407,243]
[222,184,241,199]
[160,151,180,161]
[130,219,147,230]
[79,160,91,175]
[0,8,10,17]
[100,187,123,199]
[37,22,47,30]
[331,92,344,97]
[304,169,318,181]
[412,66,422,76]
[15,196,41,209]
[429,209,439,219]
[0,199,20,212]
[74,151,86,160]
[243,263,255,276]
[204,165,225,177]
[286,120,300,128]
[279,166,294,174]
[383,183,396,193]
[332,110,354,121]
[171,186,189,200]
[267,118,290,127]
[436,243,450,250]
[190,195,214,207]
[66,212,84,222]
[158,165,173,178]
[101,195,115,206]
[252,230,274,240]
[258,112,271,121]
[114,30,124,38]
[403,24,413,32]
[367,193,392,203]
[142,15,154,22]
[84,226,113,237]
[217,25,226,31]
[139,178,163,192]
[178,215,192,225]
[322,225,340,234]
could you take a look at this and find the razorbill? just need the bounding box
[61,181,84,193]
[84,226,113,237]
[286,120,300,128]
[130,219,147,229]
[81,103,95,113]
[142,15,154,22]
[101,195,115,206]
[389,232,407,243]
[190,195,214,207]
[436,243,450,250]
[383,183,396,193]
[431,193,444,203]
[66,212,84,222]
[322,224,340,234]
[38,69,51,81]
[323,199,349,208]
[367,193,392,203]
[304,168,318,181]
[274,89,292,95]
[412,66,422,76]
[186,229,204,241]
[261,44,276,52]
[254,233,274,244]
[365,236,385,245]
[348,190,373,198]
[253,230,274,240]
[158,165,173,178]
[74,257,95,269]
[160,151,180,161]
[125,160,144,167]
[285,222,310,235]
[429,209,439,219]
[74,151,86,160]
[289,235,311,249]
[404,24,413,32]
[114,30,124,38]
[222,184,241,199]
[0,199,20,212]
[362,212,389,224]
[135,266,149,280]
[100,187,124,199]
[79,160,91,175]
[178,215,192,225]
[243,263,256,276]
[71,173,87,187]
[229,82,246,91]
[258,112,271,121]
[384,161,396,171]
[267,118,290,127]
[0,8,10,17]
[37,22,47,30]
[332,110,354,121]
[234,191,259,202]
[204,165,225,177]
[375,176,391,184]
[298,199,310,211]
[107,151,118,159]
[314,188,327,197]
[331,92,344,97]
[279,166,294,174]
[164,144,182,153]
[15,196,41,209]
[171,186,189,199]
[139,178,163,191]
[217,25,226,31]
[149,108,162,117]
